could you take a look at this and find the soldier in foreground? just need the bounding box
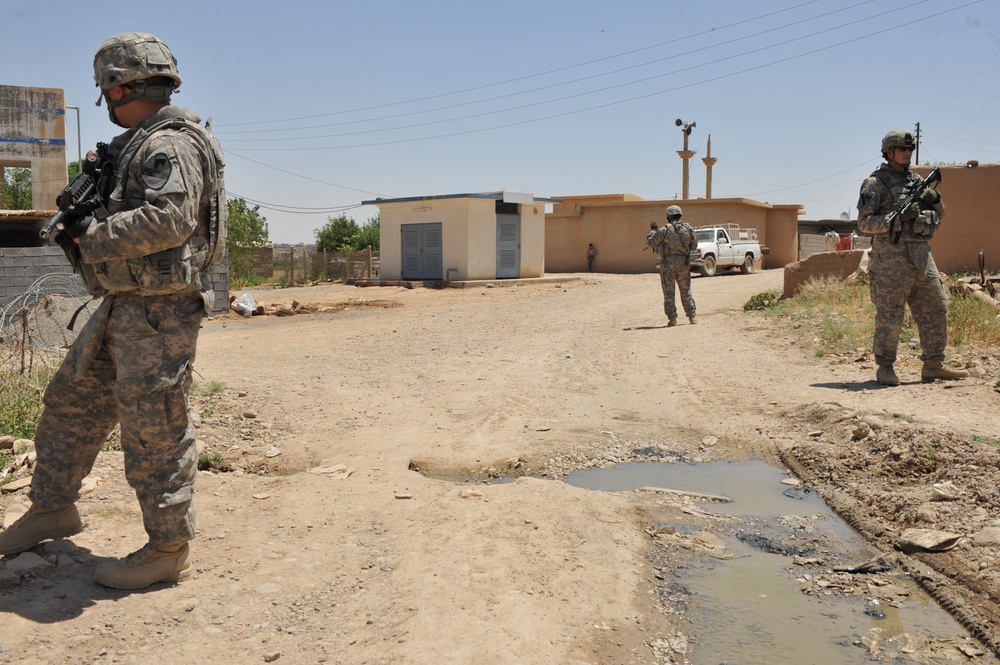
[647,205,698,326]
[857,129,967,387]
[0,32,226,588]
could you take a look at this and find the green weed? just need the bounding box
[198,450,224,471]
[192,380,226,396]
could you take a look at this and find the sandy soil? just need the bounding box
[2,268,1000,664]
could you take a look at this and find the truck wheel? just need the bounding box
[698,255,717,277]
[740,254,755,274]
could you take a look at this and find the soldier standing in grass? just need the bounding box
[857,129,967,387]
[647,205,698,326]
[0,32,226,588]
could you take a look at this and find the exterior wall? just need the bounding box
[799,233,871,260]
[462,199,488,279]
[546,195,803,273]
[252,245,274,278]
[0,85,67,210]
[0,246,74,302]
[912,164,1000,274]
[783,250,866,299]
[519,203,546,277]
[379,198,464,280]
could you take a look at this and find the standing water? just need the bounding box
[566,461,987,664]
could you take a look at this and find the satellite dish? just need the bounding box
[840,212,849,221]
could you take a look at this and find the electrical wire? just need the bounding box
[225,150,390,197]
[223,0,983,152]
[217,0,884,137]
[226,191,365,216]
[213,0,832,129]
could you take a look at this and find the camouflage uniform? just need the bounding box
[30,105,225,549]
[857,163,947,369]
[647,218,697,321]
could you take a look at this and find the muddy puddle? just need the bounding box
[567,461,991,664]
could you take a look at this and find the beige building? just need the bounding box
[364,191,556,281]
[545,161,1000,277]
[545,194,802,274]
[910,163,999,275]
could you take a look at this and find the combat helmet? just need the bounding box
[881,129,915,159]
[666,205,683,219]
[94,32,181,122]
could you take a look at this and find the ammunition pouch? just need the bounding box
[78,237,208,297]
[910,209,939,239]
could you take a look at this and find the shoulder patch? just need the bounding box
[141,152,173,191]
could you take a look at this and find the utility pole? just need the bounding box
[66,105,81,168]
[914,121,921,166]
[675,119,696,200]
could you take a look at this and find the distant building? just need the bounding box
[363,191,558,281]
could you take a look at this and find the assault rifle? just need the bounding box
[39,143,112,242]
[886,167,941,245]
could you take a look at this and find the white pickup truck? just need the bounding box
[689,224,768,277]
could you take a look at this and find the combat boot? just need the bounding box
[95,542,191,589]
[667,317,678,327]
[0,504,83,555]
[688,316,698,324]
[876,364,899,387]
[921,363,969,382]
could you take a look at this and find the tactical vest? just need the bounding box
[74,116,227,307]
[868,167,938,241]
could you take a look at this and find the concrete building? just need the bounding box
[0,84,229,312]
[363,191,557,281]
[545,194,802,274]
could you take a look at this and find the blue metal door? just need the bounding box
[401,223,442,280]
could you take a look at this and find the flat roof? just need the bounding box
[362,192,561,205]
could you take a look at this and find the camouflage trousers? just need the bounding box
[868,240,948,366]
[657,255,696,319]
[30,292,204,549]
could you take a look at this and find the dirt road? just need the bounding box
[2,268,1000,664]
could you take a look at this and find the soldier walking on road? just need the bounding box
[647,205,698,326]
[0,32,227,588]
[857,129,968,386]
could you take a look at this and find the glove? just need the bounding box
[899,201,920,222]
[52,231,77,252]
[919,188,940,206]
[61,215,92,240]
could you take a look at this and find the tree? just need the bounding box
[314,214,380,252]
[1,161,82,210]
[352,216,380,251]
[1,168,33,210]
[314,214,359,252]
[226,197,269,287]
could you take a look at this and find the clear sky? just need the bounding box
[4,0,998,244]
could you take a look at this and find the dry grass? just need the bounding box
[753,274,1000,361]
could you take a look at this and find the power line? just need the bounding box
[225,150,391,197]
[227,1,982,152]
[217,0,883,137]
[925,43,1000,120]
[213,0,830,129]
[225,191,365,216]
